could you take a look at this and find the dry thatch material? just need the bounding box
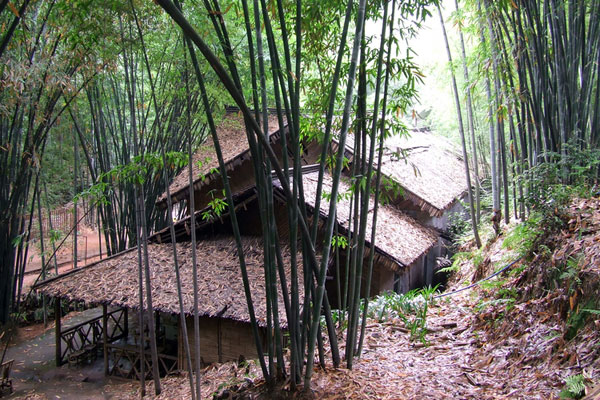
[345,131,468,217]
[157,111,285,206]
[35,237,301,326]
[287,170,437,269]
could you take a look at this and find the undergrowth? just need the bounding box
[367,286,438,344]
[560,373,588,399]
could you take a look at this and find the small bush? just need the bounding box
[502,214,544,258]
[367,286,438,344]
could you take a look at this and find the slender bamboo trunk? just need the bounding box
[455,0,480,223]
[478,0,501,233]
[358,0,396,355]
[438,3,482,248]
[182,25,271,381]
[73,128,78,270]
[119,16,161,393]
[129,4,195,395]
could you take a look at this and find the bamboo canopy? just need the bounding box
[156,111,285,207]
[35,237,301,327]
[275,170,438,270]
[344,131,468,217]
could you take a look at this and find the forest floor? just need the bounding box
[3,197,600,399]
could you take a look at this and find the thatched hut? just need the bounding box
[272,169,438,298]
[156,110,320,215]
[340,131,471,286]
[343,130,469,228]
[156,111,285,212]
[35,237,302,377]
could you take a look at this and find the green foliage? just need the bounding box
[527,143,600,221]
[446,211,471,245]
[368,286,438,344]
[331,235,348,249]
[77,151,189,204]
[201,190,228,221]
[329,309,348,332]
[438,249,483,274]
[476,277,518,317]
[560,374,587,399]
[501,214,544,258]
[322,187,352,203]
[566,301,598,341]
[438,251,468,274]
[379,175,404,205]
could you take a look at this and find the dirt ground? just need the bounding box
[2,308,134,400]
[22,224,105,289]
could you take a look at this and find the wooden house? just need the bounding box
[32,111,468,381]
[35,236,302,378]
[274,169,438,298]
[156,110,320,214]
[342,130,471,286]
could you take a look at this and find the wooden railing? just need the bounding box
[0,359,14,395]
[106,343,179,380]
[58,308,127,365]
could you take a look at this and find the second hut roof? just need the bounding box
[278,170,438,269]
[345,131,468,216]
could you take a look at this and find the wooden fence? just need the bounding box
[25,204,93,240]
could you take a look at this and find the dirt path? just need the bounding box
[3,308,132,400]
[22,225,106,289]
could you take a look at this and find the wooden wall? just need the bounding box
[178,316,265,367]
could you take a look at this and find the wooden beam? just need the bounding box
[102,304,108,375]
[124,308,129,339]
[55,299,62,367]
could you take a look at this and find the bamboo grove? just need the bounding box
[437,0,600,235]
[2,0,599,396]
[157,0,439,392]
[1,0,439,393]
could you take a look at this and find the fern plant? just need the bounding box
[560,374,586,399]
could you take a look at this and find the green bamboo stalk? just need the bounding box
[304,0,368,387]
[130,4,196,396]
[182,30,271,381]
[182,38,202,399]
[455,0,481,223]
[120,14,162,394]
[358,0,396,356]
[438,3,482,248]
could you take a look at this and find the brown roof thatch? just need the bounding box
[345,131,468,216]
[35,237,301,327]
[276,170,437,270]
[157,112,285,207]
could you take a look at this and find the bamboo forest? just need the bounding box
[1,0,599,398]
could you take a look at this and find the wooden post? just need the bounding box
[155,311,160,344]
[55,299,62,367]
[217,318,222,363]
[124,308,129,339]
[103,304,108,376]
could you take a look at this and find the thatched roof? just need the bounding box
[275,170,437,270]
[35,237,301,327]
[344,131,468,217]
[151,186,258,244]
[157,111,285,207]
